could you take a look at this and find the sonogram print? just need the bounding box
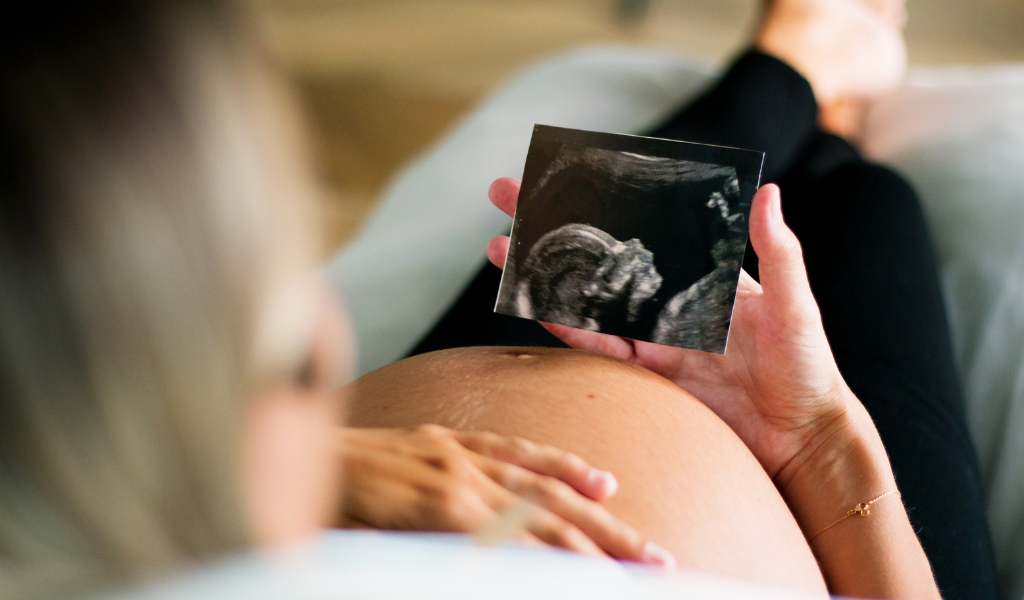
[495,125,763,353]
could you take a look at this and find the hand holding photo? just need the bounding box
[494,125,764,353]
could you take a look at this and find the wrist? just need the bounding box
[775,390,898,538]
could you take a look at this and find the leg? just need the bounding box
[649,51,818,184]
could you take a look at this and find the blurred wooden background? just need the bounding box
[245,0,1024,254]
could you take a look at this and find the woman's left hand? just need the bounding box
[485,178,862,489]
[338,425,675,566]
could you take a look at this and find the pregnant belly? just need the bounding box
[347,346,826,594]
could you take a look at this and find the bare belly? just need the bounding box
[347,346,825,594]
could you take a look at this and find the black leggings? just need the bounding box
[411,51,998,600]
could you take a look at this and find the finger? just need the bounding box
[337,514,374,529]
[746,184,819,325]
[525,505,608,559]
[458,454,633,560]
[343,462,441,530]
[487,235,510,269]
[474,484,606,558]
[495,465,675,566]
[343,438,498,532]
[512,530,546,548]
[453,431,618,500]
[488,178,521,217]
[540,322,637,362]
[460,471,601,558]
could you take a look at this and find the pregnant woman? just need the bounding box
[0,0,995,598]
[350,0,998,598]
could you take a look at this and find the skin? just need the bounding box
[755,0,906,107]
[240,286,670,565]
[336,425,673,564]
[754,0,907,138]
[242,287,352,547]
[242,2,937,596]
[484,181,940,599]
[242,186,939,597]
[347,347,829,594]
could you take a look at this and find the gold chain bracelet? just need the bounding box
[808,490,901,541]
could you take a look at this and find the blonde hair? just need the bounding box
[0,2,319,598]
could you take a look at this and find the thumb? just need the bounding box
[747,184,818,322]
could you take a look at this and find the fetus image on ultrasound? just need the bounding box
[511,223,663,332]
[494,125,764,353]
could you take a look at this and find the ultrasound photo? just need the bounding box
[494,125,764,353]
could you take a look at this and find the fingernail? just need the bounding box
[768,188,783,222]
[585,468,618,498]
[641,541,677,568]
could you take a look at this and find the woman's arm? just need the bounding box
[338,425,675,566]
[778,398,937,599]
[486,178,939,598]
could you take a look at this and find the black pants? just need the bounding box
[412,51,998,600]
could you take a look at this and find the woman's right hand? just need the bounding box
[338,425,675,567]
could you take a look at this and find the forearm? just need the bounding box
[778,395,940,599]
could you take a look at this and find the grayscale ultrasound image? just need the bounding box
[494,125,764,353]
